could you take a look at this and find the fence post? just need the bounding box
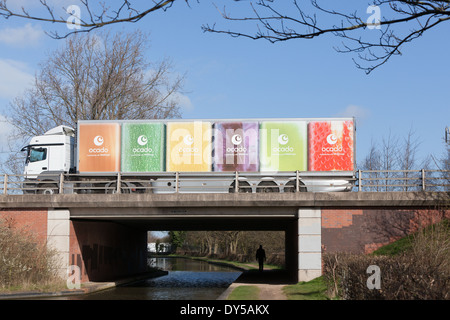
[117,172,121,194]
[175,172,179,193]
[422,169,426,191]
[3,174,7,195]
[59,173,64,194]
[235,171,239,193]
[358,170,362,192]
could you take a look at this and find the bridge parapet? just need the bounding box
[0,191,447,209]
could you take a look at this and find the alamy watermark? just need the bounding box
[66,5,81,30]
[366,265,381,290]
[366,5,381,29]
[67,265,81,289]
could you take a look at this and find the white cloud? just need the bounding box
[0,114,15,151]
[0,59,34,99]
[172,92,194,112]
[337,105,370,123]
[0,23,44,47]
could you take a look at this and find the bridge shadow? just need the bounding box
[234,269,297,285]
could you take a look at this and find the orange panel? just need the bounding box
[78,123,121,172]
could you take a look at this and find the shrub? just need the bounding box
[0,217,61,291]
[323,220,449,300]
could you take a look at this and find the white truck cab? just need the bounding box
[21,125,75,193]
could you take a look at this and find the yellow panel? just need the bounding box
[166,121,212,172]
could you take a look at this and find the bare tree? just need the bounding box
[359,134,399,191]
[358,129,428,191]
[431,130,450,190]
[396,128,424,191]
[6,30,183,142]
[379,130,400,190]
[359,139,382,191]
[3,30,184,174]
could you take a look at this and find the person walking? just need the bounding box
[256,245,266,272]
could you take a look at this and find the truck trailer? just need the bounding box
[21,118,356,194]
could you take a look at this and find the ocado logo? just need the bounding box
[226,146,247,153]
[133,146,154,153]
[326,133,337,145]
[231,134,242,145]
[93,135,104,146]
[137,135,148,146]
[278,134,289,145]
[322,146,343,153]
[89,147,109,153]
[273,146,294,153]
[134,135,153,153]
[89,135,108,153]
[184,135,194,146]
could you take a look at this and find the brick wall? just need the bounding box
[322,208,449,254]
[0,208,48,245]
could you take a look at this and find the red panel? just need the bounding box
[308,120,354,171]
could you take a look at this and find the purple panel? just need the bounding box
[213,122,259,172]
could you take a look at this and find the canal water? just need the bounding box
[67,257,242,300]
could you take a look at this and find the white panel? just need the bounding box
[299,235,321,252]
[298,217,321,235]
[298,209,321,218]
[48,209,70,220]
[298,252,322,270]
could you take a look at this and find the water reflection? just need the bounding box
[73,257,241,300]
[149,257,236,272]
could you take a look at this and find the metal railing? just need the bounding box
[0,170,448,195]
[355,169,450,192]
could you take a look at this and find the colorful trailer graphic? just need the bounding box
[75,118,354,175]
[308,120,354,171]
[121,123,165,172]
[259,121,308,172]
[213,121,259,172]
[78,122,121,173]
[166,121,212,172]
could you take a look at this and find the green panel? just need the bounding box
[121,122,165,172]
[259,121,307,171]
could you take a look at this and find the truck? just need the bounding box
[21,118,356,194]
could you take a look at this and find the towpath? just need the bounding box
[217,269,295,300]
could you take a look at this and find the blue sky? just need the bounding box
[0,1,449,166]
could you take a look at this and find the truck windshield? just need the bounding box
[27,147,47,163]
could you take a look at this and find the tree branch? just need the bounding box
[0,0,186,39]
[202,0,450,73]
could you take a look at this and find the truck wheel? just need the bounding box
[40,184,59,195]
[284,181,307,192]
[256,181,279,193]
[229,181,252,193]
[105,183,118,194]
[105,183,131,194]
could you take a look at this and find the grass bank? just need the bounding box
[283,277,330,300]
[227,286,260,300]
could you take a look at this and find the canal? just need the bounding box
[65,257,242,300]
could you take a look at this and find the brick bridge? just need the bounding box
[0,192,448,283]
